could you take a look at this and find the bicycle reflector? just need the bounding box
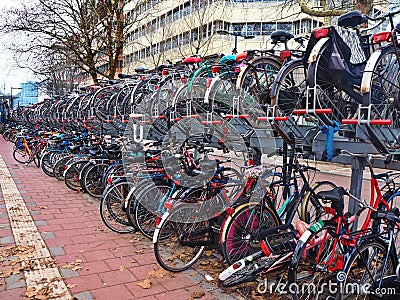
[280,50,291,60]
[211,66,219,73]
[260,240,271,256]
[163,202,173,210]
[314,27,330,39]
[373,32,391,43]
[161,70,168,75]
[206,78,213,88]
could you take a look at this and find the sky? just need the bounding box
[0,0,35,95]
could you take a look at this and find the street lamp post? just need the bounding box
[10,87,22,108]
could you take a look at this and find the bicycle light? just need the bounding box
[280,50,291,60]
[314,27,330,39]
[373,32,391,43]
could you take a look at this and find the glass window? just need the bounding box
[262,23,276,35]
[277,23,292,31]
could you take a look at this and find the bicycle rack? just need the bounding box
[201,112,222,125]
[225,96,250,119]
[129,113,145,143]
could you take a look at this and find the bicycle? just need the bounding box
[287,150,397,300]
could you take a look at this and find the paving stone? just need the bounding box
[0,212,6,219]
[0,236,14,244]
[0,223,10,229]
[25,202,36,206]
[5,274,26,290]
[49,245,66,256]
[60,268,80,278]
[0,204,5,208]
[73,291,95,300]
[34,220,47,226]
[41,231,56,239]
[30,210,40,215]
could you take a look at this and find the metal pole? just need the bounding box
[348,156,365,230]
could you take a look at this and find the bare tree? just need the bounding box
[175,0,227,57]
[0,0,148,85]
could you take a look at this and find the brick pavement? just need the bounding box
[0,136,375,300]
[0,138,236,300]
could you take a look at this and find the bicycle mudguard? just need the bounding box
[360,49,382,94]
[152,211,170,244]
[307,37,330,64]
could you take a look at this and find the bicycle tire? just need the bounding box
[300,180,337,224]
[221,201,280,265]
[153,202,209,272]
[288,221,338,300]
[271,59,306,116]
[363,45,400,129]
[13,148,31,164]
[134,182,172,239]
[40,152,55,177]
[100,179,135,233]
[338,238,397,299]
[82,163,109,198]
[64,160,88,191]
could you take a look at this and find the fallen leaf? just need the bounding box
[136,278,151,289]
[190,290,205,299]
[119,265,126,271]
[67,283,77,288]
[204,250,213,257]
[148,268,168,279]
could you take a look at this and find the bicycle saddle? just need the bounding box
[157,64,173,71]
[338,10,367,28]
[370,208,400,224]
[220,54,237,65]
[271,30,294,44]
[183,57,202,64]
[317,186,345,202]
[135,66,148,73]
[118,73,133,79]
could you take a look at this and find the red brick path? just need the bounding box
[0,136,373,300]
[0,138,227,300]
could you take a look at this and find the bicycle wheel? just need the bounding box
[134,182,172,239]
[64,160,88,191]
[125,178,155,230]
[54,156,72,181]
[288,222,338,300]
[100,179,135,233]
[82,163,109,198]
[153,203,210,272]
[33,151,40,168]
[364,45,400,128]
[237,57,282,105]
[13,148,31,164]
[221,202,280,265]
[271,59,307,116]
[307,41,358,125]
[338,238,397,299]
[300,180,337,224]
[41,152,55,177]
